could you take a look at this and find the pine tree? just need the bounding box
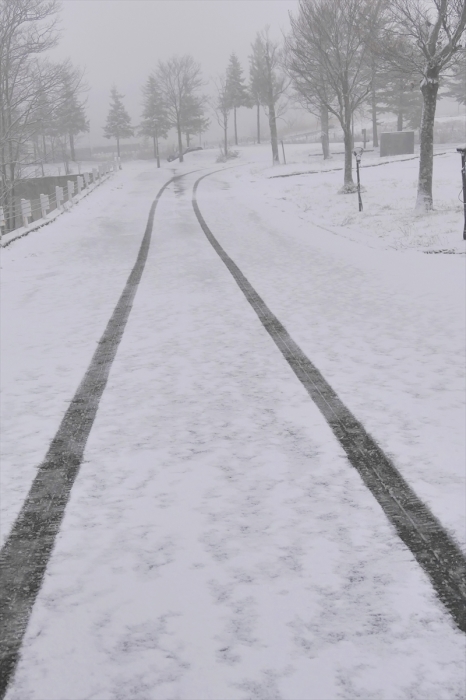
[103,86,133,157]
[378,71,424,131]
[225,53,250,145]
[443,55,466,106]
[140,75,169,167]
[249,37,268,144]
[213,74,232,156]
[181,94,209,147]
[54,67,88,161]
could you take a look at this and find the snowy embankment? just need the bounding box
[1,150,465,700]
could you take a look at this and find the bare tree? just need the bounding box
[286,0,381,190]
[155,55,205,163]
[382,0,466,210]
[0,0,63,229]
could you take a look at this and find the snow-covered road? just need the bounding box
[1,155,465,699]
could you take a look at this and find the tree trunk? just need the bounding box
[397,80,403,131]
[320,104,330,159]
[155,134,160,168]
[341,86,354,189]
[186,132,191,147]
[397,111,403,131]
[177,123,184,163]
[416,74,439,211]
[234,107,238,146]
[256,103,261,144]
[343,127,354,187]
[69,132,76,161]
[268,100,279,164]
[42,133,47,162]
[371,62,378,148]
[116,135,120,158]
[153,134,157,159]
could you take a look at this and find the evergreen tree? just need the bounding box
[140,75,169,167]
[378,71,423,131]
[443,54,466,106]
[54,66,88,161]
[103,86,133,157]
[181,94,209,147]
[249,37,268,144]
[213,74,232,156]
[225,52,250,145]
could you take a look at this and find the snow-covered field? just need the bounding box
[1,147,465,699]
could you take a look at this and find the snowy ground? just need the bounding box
[1,148,465,699]
[253,142,465,253]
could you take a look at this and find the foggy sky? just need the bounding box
[51,0,299,148]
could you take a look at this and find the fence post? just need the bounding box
[0,206,5,237]
[92,167,98,183]
[40,194,50,219]
[56,186,64,210]
[67,180,75,204]
[84,172,90,188]
[77,175,83,194]
[21,199,31,228]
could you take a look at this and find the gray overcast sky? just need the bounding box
[52,0,299,147]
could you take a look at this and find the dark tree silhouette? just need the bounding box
[225,52,250,145]
[54,65,88,161]
[249,36,268,144]
[140,74,169,167]
[103,86,133,157]
[155,55,205,163]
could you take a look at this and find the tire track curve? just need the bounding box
[192,171,466,634]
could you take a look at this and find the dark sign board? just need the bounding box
[380,131,415,157]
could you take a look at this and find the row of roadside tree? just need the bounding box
[0,0,89,230]
[105,0,466,211]
[2,0,465,224]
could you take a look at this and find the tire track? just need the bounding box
[192,171,466,634]
[0,167,210,698]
